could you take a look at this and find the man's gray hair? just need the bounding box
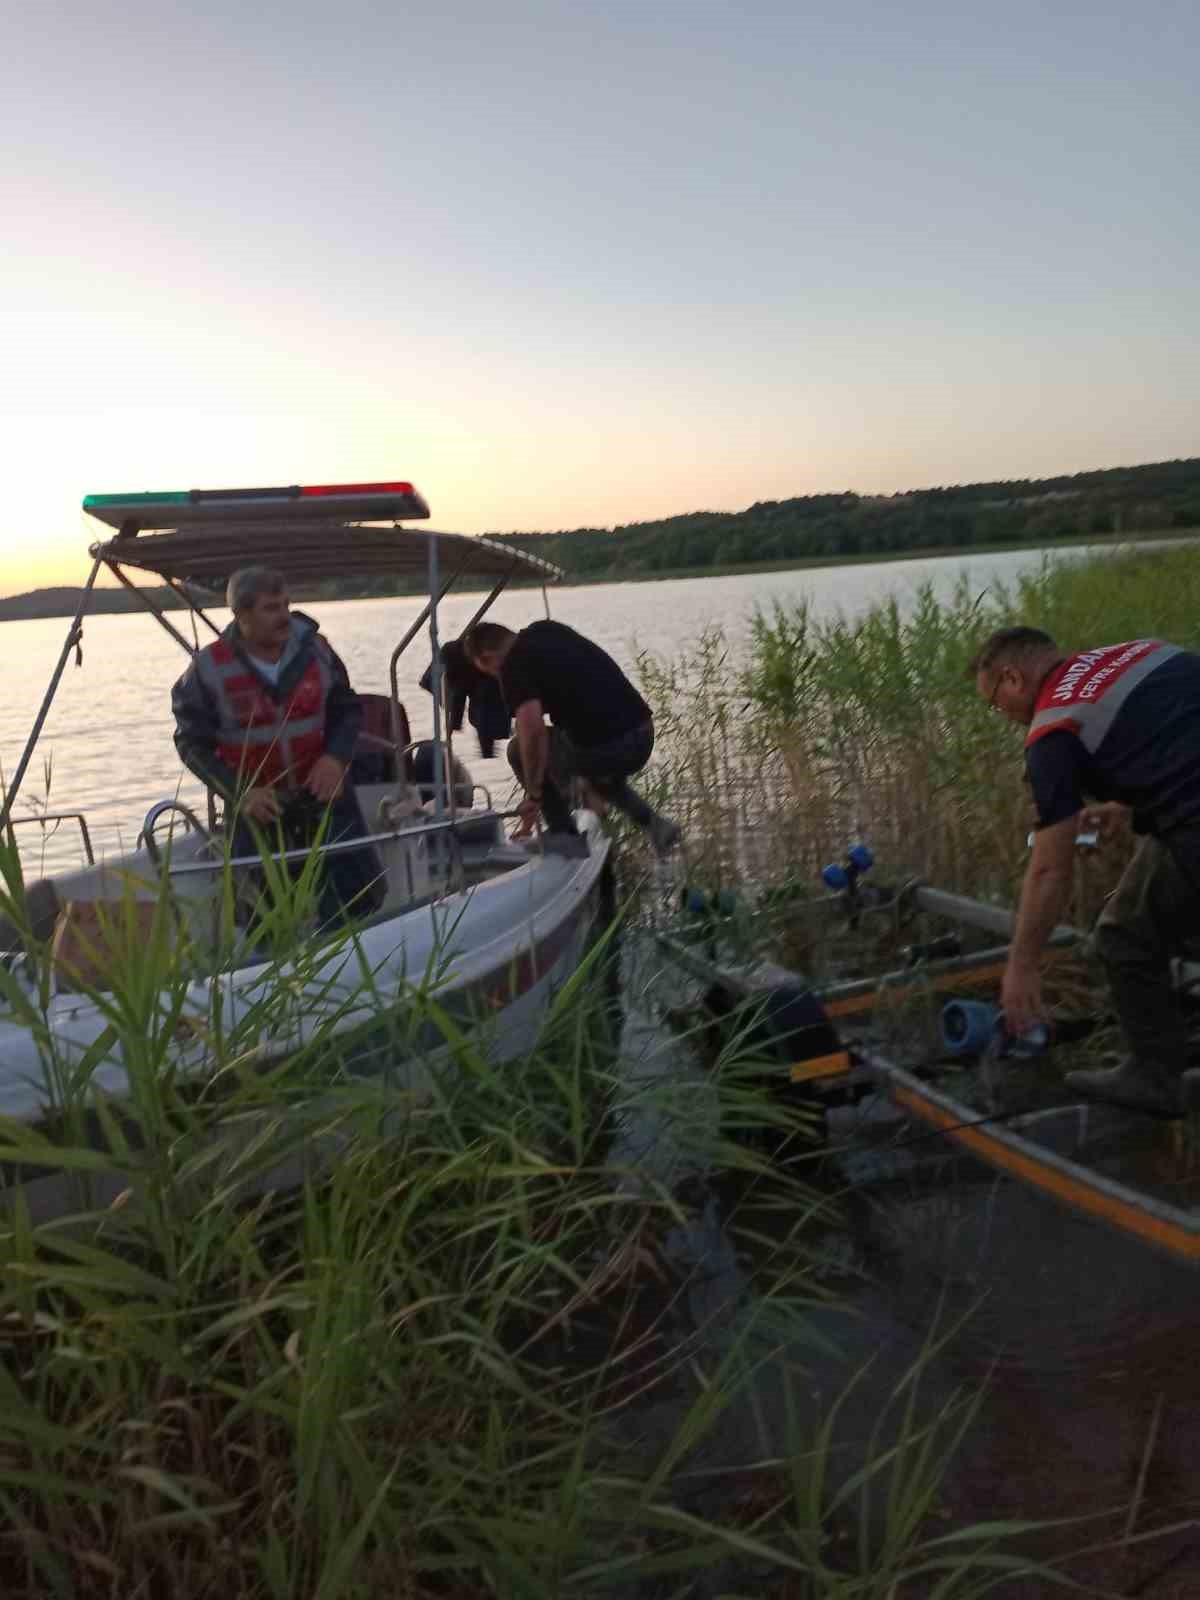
[227,566,287,613]
[967,626,1059,677]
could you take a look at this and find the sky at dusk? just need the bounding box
[2,0,1196,593]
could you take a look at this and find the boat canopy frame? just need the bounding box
[1,495,563,841]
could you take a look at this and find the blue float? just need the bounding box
[821,842,874,892]
[940,999,1050,1058]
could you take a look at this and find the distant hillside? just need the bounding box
[485,456,1200,578]
[4,456,1198,619]
[0,585,189,622]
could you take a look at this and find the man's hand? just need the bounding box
[512,794,542,838]
[1004,813,1076,1036]
[1081,801,1131,847]
[241,786,281,825]
[305,754,347,804]
[1002,956,1044,1035]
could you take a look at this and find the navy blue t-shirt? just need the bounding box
[1025,650,1200,836]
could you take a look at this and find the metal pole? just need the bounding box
[104,561,199,658]
[656,925,1079,1007]
[428,535,444,822]
[1,556,103,830]
[463,575,509,632]
[909,884,1080,946]
[166,809,518,877]
[164,576,222,638]
[388,573,459,756]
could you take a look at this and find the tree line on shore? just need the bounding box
[492,455,1200,577]
[4,456,1197,619]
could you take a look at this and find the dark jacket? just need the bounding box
[172,610,362,800]
[420,638,511,758]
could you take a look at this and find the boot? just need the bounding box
[1064,1057,1182,1118]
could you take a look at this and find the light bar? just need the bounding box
[83,491,191,510]
[301,481,416,497]
[82,481,431,531]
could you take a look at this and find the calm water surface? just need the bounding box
[0,544,1103,872]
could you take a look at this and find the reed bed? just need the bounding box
[0,829,1069,1598]
[637,543,1200,984]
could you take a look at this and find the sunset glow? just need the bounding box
[2,0,1197,596]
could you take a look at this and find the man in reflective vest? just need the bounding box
[172,565,383,929]
[971,625,1200,1115]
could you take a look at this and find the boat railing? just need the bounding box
[386,569,514,830]
[139,800,212,865]
[6,811,96,866]
[163,808,519,879]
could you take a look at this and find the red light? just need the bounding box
[300,482,416,497]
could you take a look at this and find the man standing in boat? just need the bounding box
[171,566,383,928]
[971,626,1200,1116]
[462,619,681,857]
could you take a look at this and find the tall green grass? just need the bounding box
[0,828,1067,1597]
[639,543,1200,961]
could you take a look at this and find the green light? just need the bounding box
[83,491,192,510]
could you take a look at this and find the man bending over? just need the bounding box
[463,619,681,857]
[971,625,1200,1116]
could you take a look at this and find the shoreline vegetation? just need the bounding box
[642,538,1200,919]
[1,541,1197,1592]
[4,524,1196,622]
[0,839,1061,1598]
[4,453,1198,618]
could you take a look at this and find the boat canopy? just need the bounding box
[82,481,563,592]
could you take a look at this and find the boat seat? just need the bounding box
[0,877,62,956]
[350,693,411,786]
[411,744,475,809]
[50,897,176,995]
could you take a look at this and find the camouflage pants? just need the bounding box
[1093,832,1200,1073]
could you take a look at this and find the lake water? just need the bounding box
[0,542,1114,873]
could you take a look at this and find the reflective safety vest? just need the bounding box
[1025,640,1180,753]
[195,635,334,789]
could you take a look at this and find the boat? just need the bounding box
[0,482,615,1191]
[659,871,1200,1266]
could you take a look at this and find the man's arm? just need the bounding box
[173,662,282,824]
[171,663,241,802]
[319,642,363,765]
[514,699,548,799]
[303,641,362,802]
[1002,815,1078,1032]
